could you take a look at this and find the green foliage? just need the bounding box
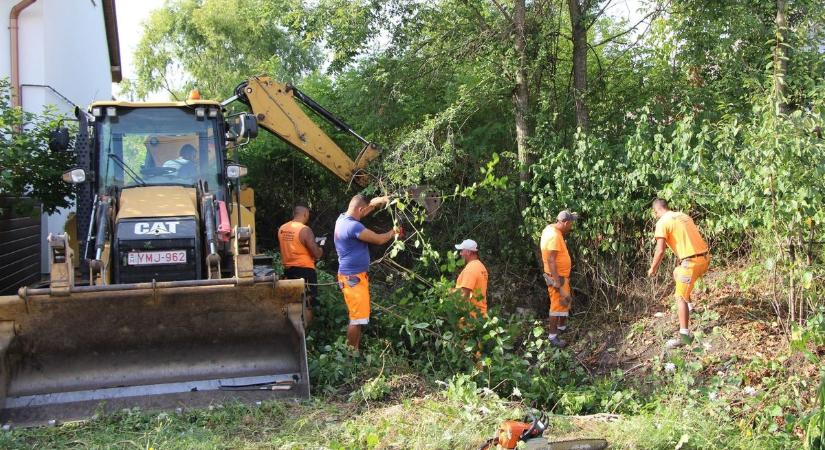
[807,375,825,450]
[128,0,320,99]
[791,309,825,363]
[0,78,74,214]
[305,258,614,414]
[792,310,825,449]
[349,374,390,403]
[301,0,388,73]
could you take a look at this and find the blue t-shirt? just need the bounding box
[334,214,370,275]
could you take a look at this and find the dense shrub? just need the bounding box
[0,78,73,214]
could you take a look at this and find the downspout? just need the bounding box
[9,0,37,108]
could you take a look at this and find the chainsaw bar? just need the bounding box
[522,437,609,450]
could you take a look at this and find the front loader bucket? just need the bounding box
[0,277,309,426]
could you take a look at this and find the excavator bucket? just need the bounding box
[0,277,309,426]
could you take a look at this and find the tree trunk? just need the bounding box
[513,0,531,213]
[512,0,545,311]
[568,0,590,130]
[774,0,788,115]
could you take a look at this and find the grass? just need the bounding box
[1,357,814,450]
[0,386,517,449]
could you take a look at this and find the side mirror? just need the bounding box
[236,114,258,139]
[226,163,248,180]
[61,168,86,184]
[49,127,70,152]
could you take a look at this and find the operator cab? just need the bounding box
[91,102,226,198]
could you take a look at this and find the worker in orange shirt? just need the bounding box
[454,239,488,318]
[541,210,578,348]
[278,206,324,327]
[648,198,711,348]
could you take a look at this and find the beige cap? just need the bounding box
[557,210,579,222]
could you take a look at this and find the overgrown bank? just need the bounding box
[3,265,823,449]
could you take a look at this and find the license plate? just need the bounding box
[127,250,187,266]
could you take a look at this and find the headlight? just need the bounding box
[61,168,86,184]
[226,164,248,179]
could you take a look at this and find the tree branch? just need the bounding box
[460,0,496,35]
[587,0,615,30]
[592,3,666,47]
[586,40,604,80]
[489,0,514,24]
[585,4,660,97]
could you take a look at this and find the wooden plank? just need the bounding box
[0,233,40,254]
[0,225,41,243]
[0,242,41,268]
[0,197,42,295]
[0,252,39,275]
[0,261,41,294]
[0,215,40,232]
[0,273,39,295]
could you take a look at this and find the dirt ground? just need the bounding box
[535,266,823,447]
[563,267,792,376]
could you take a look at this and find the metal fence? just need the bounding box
[0,197,41,295]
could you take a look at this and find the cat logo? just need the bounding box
[134,221,180,236]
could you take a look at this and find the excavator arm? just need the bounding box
[229,76,379,187]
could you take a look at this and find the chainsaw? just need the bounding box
[478,413,608,450]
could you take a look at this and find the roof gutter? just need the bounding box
[102,0,122,83]
[9,0,37,109]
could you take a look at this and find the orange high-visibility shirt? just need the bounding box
[654,211,708,259]
[540,224,571,277]
[456,259,488,315]
[278,221,315,269]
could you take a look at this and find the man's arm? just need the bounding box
[546,250,561,286]
[357,227,397,245]
[648,238,667,276]
[299,226,323,260]
[359,195,391,218]
[458,268,478,300]
[461,287,473,300]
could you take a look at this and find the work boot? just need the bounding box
[665,333,693,349]
[548,336,567,348]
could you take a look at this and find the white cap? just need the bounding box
[454,239,478,252]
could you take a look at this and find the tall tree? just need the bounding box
[128,0,320,99]
[567,0,590,130]
[773,0,788,114]
[513,0,532,210]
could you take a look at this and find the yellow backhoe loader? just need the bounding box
[0,76,379,426]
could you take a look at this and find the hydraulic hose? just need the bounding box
[94,199,110,261]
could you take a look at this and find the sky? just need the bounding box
[113,0,164,100]
[112,0,649,101]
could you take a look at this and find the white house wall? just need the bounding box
[43,0,114,110]
[1,0,115,274]
[0,1,10,77]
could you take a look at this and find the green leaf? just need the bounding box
[770,405,783,417]
[366,432,380,447]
